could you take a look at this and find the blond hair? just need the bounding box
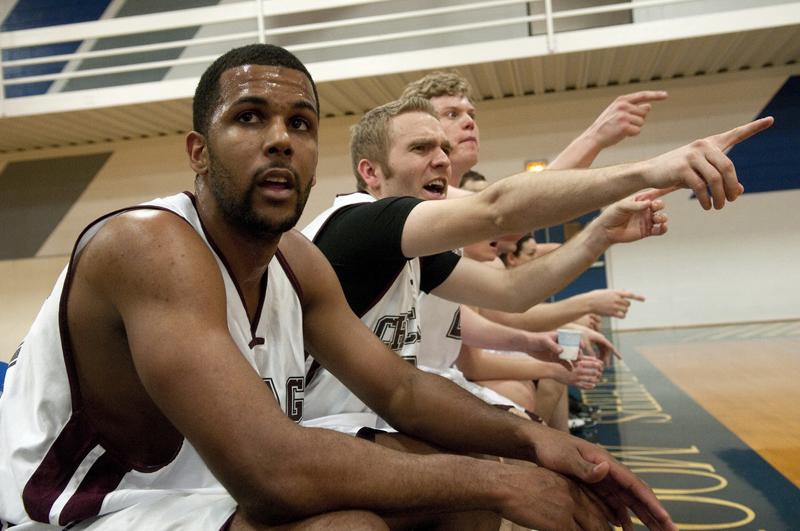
[400,70,474,103]
[350,97,437,191]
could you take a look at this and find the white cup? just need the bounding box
[557,328,582,361]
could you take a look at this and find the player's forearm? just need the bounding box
[238,426,506,524]
[547,133,603,170]
[481,295,593,332]
[478,162,645,235]
[496,227,608,313]
[456,345,557,381]
[460,305,538,352]
[382,369,540,460]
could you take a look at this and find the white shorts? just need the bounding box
[419,365,525,411]
[302,412,396,436]
[6,492,237,531]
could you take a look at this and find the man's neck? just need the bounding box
[449,166,469,188]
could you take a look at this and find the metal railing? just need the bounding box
[0,0,793,114]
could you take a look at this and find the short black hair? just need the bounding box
[513,233,535,256]
[499,233,535,266]
[193,44,319,136]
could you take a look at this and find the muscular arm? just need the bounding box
[401,116,772,259]
[86,213,519,526]
[431,220,609,313]
[480,298,593,332]
[548,91,668,170]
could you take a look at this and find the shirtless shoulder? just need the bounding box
[67,209,222,466]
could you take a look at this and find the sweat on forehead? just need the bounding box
[193,44,319,136]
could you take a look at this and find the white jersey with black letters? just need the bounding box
[0,192,306,528]
[301,193,422,420]
[417,294,521,410]
[417,292,463,370]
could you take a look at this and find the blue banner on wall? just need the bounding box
[727,75,800,195]
[1,0,112,97]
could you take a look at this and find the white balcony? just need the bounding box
[0,0,798,153]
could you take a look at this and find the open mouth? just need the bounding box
[257,168,296,191]
[261,175,292,190]
[423,179,447,197]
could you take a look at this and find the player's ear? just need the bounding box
[357,159,382,191]
[186,131,209,176]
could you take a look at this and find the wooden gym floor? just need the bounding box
[587,320,800,529]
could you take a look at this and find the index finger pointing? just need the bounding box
[625,90,669,104]
[634,187,678,201]
[711,116,774,151]
[621,291,646,302]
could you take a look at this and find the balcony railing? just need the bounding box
[0,0,796,117]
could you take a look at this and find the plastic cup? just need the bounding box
[557,328,582,361]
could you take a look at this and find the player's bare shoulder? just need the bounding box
[76,208,219,305]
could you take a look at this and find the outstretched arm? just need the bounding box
[401,116,772,258]
[431,191,667,313]
[548,91,668,170]
[481,288,645,332]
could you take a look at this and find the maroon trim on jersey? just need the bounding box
[220,510,237,531]
[23,414,95,523]
[250,270,269,344]
[23,413,132,525]
[187,193,267,348]
[358,267,404,319]
[275,248,303,300]
[58,450,130,525]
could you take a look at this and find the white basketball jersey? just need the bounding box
[302,193,422,419]
[417,293,463,370]
[0,192,306,527]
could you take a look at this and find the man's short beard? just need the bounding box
[207,152,311,239]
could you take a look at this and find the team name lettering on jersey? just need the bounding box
[446,309,462,340]
[262,377,305,422]
[373,308,421,351]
